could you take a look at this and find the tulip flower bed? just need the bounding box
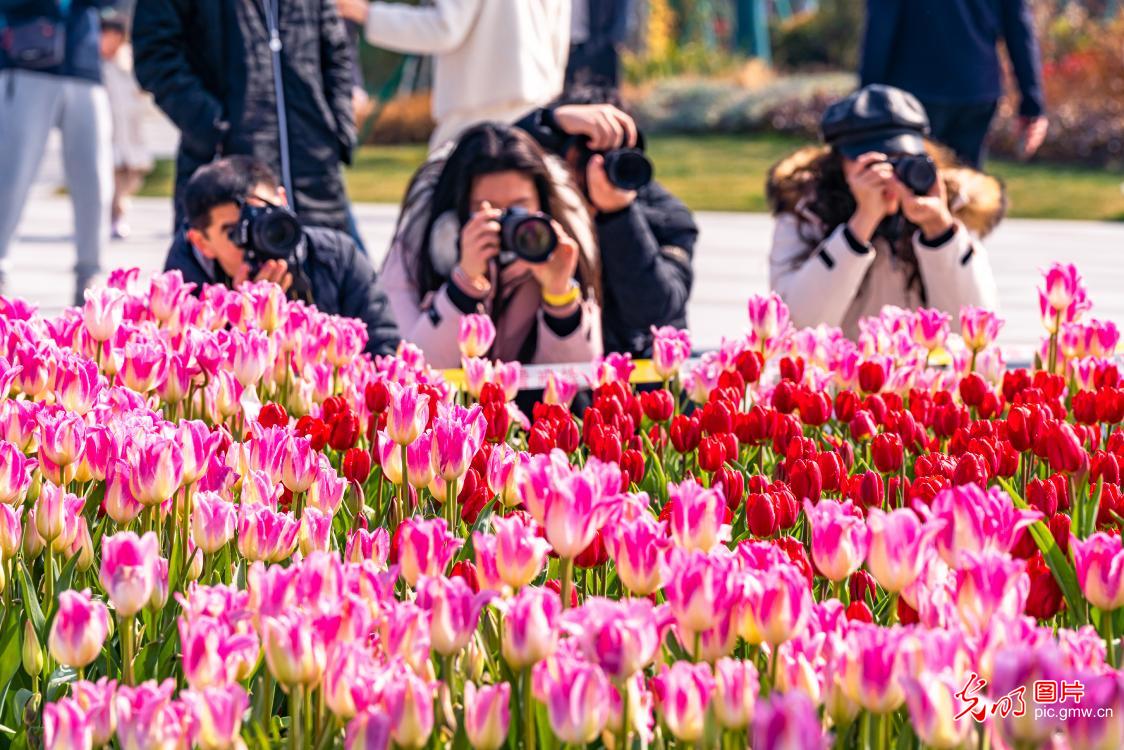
[1,263,1124,750]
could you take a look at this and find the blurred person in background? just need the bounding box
[516,85,697,358]
[99,8,152,240]
[767,85,1002,338]
[164,157,400,357]
[132,0,359,238]
[379,122,602,369]
[0,0,114,303]
[861,0,1048,168]
[565,0,630,91]
[337,0,571,152]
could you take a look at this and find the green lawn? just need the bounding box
[141,134,1124,220]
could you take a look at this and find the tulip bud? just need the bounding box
[22,619,42,678]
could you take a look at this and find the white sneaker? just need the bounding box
[111,219,131,240]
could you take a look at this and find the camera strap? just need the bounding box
[262,0,294,202]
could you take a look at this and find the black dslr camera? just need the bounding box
[889,154,938,196]
[572,133,654,192]
[228,202,304,267]
[497,207,558,265]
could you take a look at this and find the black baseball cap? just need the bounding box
[821,85,930,159]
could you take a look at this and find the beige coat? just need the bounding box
[767,144,1003,338]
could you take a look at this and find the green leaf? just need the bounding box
[44,665,77,702]
[454,497,498,565]
[17,559,46,640]
[0,608,20,693]
[50,553,83,620]
[998,476,1088,626]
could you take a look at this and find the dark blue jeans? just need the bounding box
[920,99,998,169]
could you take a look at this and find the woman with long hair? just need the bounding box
[768,85,1001,337]
[379,122,602,369]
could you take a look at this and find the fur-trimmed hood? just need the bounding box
[765,142,1007,238]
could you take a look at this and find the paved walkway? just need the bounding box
[7,195,1122,356]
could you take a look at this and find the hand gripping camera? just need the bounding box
[497,207,558,265]
[228,202,304,267]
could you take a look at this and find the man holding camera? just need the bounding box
[164,157,400,357]
[516,90,698,358]
[132,0,357,234]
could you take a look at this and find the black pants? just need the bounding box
[919,99,998,169]
[566,41,620,90]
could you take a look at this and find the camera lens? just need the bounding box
[604,148,653,191]
[892,155,937,196]
[251,207,303,258]
[500,209,558,264]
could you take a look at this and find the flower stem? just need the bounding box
[559,557,574,610]
[1105,608,1117,668]
[290,685,304,750]
[617,681,631,750]
[522,668,536,750]
[43,547,55,612]
[119,615,135,685]
[447,476,459,533]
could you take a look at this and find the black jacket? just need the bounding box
[585,0,630,46]
[163,226,400,358]
[0,0,111,83]
[860,0,1044,117]
[133,0,357,231]
[516,108,697,358]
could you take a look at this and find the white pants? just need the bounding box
[0,70,113,278]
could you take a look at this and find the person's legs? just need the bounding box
[59,78,113,298]
[919,99,998,168]
[0,70,63,289]
[345,207,369,256]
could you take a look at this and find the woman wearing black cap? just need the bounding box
[766,84,1001,338]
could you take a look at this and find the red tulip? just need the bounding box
[620,449,646,487]
[848,570,877,606]
[746,493,777,537]
[871,433,903,474]
[1098,484,1123,528]
[1046,422,1086,474]
[450,560,480,593]
[848,470,884,510]
[779,356,804,383]
[640,390,674,423]
[556,419,580,454]
[797,390,832,427]
[1073,390,1098,425]
[1096,387,1124,424]
[327,413,360,452]
[574,533,609,569]
[770,413,802,456]
[1026,478,1058,517]
[698,436,728,473]
[834,390,860,423]
[733,406,768,446]
[1048,513,1071,555]
[714,467,745,512]
[734,350,763,383]
[857,361,886,394]
[364,380,390,414]
[845,601,874,623]
[817,451,845,493]
[850,410,877,442]
[544,577,579,609]
[294,416,329,452]
[773,535,813,587]
[1025,552,1064,620]
[952,452,989,487]
[670,415,701,454]
[788,458,822,503]
[771,381,798,414]
[483,402,510,444]
[958,373,988,408]
[258,402,288,429]
[897,597,919,625]
[342,448,371,485]
[1091,451,1121,486]
[771,486,799,529]
[701,399,734,436]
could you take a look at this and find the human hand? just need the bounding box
[234,259,293,292]
[844,152,897,241]
[337,0,368,24]
[1017,115,1048,159]
[896,172,954,242]
[552,104,637,151]
[530,221,581,298]
[458,202,503,282]
[586,154,637,214]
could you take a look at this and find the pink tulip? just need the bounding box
[345,527,390,568]
[651,326,692,380]
[910,308,951,351]
[667,479,730,552]
[323,641,380,720]
[100,531,160,618]
[149,556,169,610]
[182,685,249,750]
[866,507,940,593]
[458,314,496,359]
[532,655,611,744]
[0,503,22,559]
[470,533,506,594]
[345,709,392,750]
[49,588,110,668]
[397,517,463,587]
[501,586,561,669]
[307,464,348,514]
[463,357,493,399]
[376,431,404,486]
[959,306,1004,352]
[485,443,526,508]
[192,492,237,554]
[230,329,271,387]
[43,697,93,750]
[713,657,759,730]
[541,464,615,559]
[416,574,492,655]
[380,667,435,750]
[651,661,715,742]
[74,425,112,484]
[0,398,40,452]
[953,550,1030,635]
[35,481,81,546]
[177,421,222,486]
[149,270,193,321]
[385,382,430,446]
[115,679,193,750]
[1071,532,1124,611]
[104,459,143,525]
[38,407,86,468]
[71,678,118,747]
[379,602,432,674]
[299,507,333,555]
[738,563,811,647]
[118,339,168,393]
[605,514,671,596]
[431,403,486,481]
[128,436,185,506]
[665,549,739,633]
[262,612,328,687]
[563,597,664,679]
[237,505,299,563]
[280,435,318,493]
[839,622,909,713]
[901,673,974,750]
[463,681,510,750]
[804,499,870,582]
[543,371,579,408]
[12,342,54,398]
[1064,670,1124,750]
[490,513,550,589]
[207,370,244,421]
[83,286,125,341]
[752,690,826,750]
[0,440,36,505]
[924,483,1041,568]
[1041,262,1087,314]
[593,353,635,387]
[53,353,102,415]
[158,352,195,403]
[990,644,1067,747]
[405,431,435,490]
